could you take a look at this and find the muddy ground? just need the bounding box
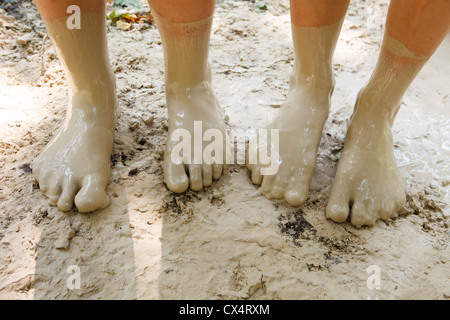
[0,0,449,299]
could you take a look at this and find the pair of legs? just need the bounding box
[249,0,450,226]
[32,0,228,211]
[32,0,450,227]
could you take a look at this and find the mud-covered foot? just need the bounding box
[247,78,332,206]
[163,81,230,193]
[32,88,116,212]
[326,97,406,227]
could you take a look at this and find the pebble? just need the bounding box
[55,227,76,250]
[213,190,224,199]
[16,34,32,46]
[144,116,154,126]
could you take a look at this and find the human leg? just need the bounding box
[247,0,350,206]
[148,0,229,192]
[32,0,116,212]
[326,0,450,227]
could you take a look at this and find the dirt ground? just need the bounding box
[0,0,449,300]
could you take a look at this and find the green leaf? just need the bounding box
[107,9,130,25]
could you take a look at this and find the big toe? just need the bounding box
[268,175,289,200]
[326,188,350,223]
[284,183,308,207]
[250,166,263,186]
[74,175,110,212]
[164,161,189,193]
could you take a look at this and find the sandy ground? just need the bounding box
[0,0,449,300]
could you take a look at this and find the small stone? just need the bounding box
[17,34,32,46]
[213,190,224,199]
[144,116,154,126]
[55,238,70,250]
[55,227,76,250]
[129,121,139,131]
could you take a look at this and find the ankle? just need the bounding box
[69,63,115,88]
[290,70,334,96]
[284,72,334,120]
[68,83,116,127]
[165,65,212,91]
[350,85,400,127]
[165,80,220,118]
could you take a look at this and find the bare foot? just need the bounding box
[326,94,406,227]
[163,81,229,193]
[247,78,332,206]
[32,87,116,212]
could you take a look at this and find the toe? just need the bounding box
[38,171,53,194]
[188,164,203,191]
[269,175,289,200]
[57,177,78,212]
[48,180,62,206]
[326,182,350,223]
[74,174,110,213]
[350,201,366,228]
[260,174,275,194]
[251,166,263,185]
[379,202,396,221]
[202,165,213,187]
[393,190,406,215]
[270,185,285,200]
[212,163,223,180]
[284,183,308,207]
[364,201,379,226]
[163,160,189,193]
[326,203,349,223]
[284,172,310,207]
